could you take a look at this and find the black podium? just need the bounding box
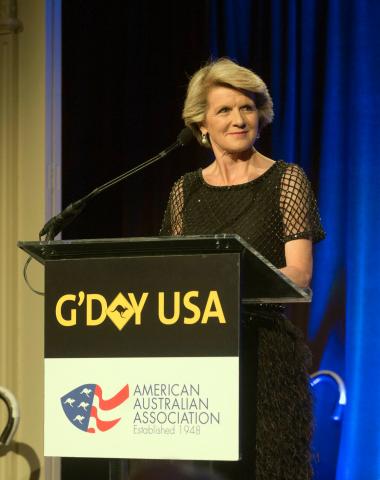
[18,235,310,477]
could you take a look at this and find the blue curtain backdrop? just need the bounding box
[210,0,380,478]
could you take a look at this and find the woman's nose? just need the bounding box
[231,109,246,127]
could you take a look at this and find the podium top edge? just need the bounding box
[17,234,249,263]
[18,234,244,247]
[17,234,311,302]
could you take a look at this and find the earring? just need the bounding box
[256,132,261,140]
[201,133,208,145]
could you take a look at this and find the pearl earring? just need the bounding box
[201,133,208,145]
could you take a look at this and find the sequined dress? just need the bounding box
[160,161,325,480]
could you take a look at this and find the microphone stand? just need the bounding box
[39,128,193,241]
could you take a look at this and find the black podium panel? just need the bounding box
[45,253,240,358]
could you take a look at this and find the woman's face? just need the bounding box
[201,86,259,155]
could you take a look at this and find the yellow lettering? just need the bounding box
[158,292,180,325]
[56,294,77,326]
[86,294,107,326]
[201,290,226,324]
[128,292,148,325]
[183,291,201,324]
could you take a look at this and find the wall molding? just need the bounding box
[0,0,23,34]
[0,9,20,480]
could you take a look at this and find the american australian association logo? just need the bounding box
[61,383,130,433]
[61,382,222,437]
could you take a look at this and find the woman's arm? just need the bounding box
[280,238,313,288]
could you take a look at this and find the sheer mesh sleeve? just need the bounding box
[279,163,325,243]
[160,176,185,235]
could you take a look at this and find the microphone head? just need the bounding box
[177,127,194,146]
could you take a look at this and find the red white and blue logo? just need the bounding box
[61,383,129,433]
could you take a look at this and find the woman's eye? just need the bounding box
[242,104,255,111]
[218,107,229,114]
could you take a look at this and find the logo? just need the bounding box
[61,383,129,433]
[55,290,226,329]
[107,293,147,330]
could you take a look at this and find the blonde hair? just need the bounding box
[182,58,274,146]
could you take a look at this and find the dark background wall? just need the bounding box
[62,1,214,240]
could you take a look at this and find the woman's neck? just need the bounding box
[203,149,274,186]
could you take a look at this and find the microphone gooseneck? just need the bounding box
[39,127,194,241]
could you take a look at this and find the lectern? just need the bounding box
[18,235,310,476]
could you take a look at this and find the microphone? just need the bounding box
[39,127,193,241]
[177,126,193,147]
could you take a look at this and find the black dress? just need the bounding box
[160,161,325,480]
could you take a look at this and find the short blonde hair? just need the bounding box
[182,57,274,146]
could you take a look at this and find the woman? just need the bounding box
[160,58,325,479]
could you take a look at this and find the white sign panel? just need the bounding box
[45,357,239,460]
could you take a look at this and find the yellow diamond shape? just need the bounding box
[107,293,134,330]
